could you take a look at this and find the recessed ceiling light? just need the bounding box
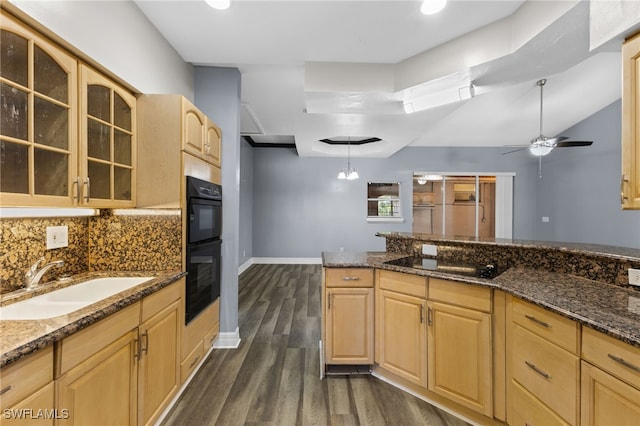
[205,0,230,10]
[421,0,447,15]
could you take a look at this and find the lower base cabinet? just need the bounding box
[181,298,219,383]
[427,300,492,416]
[325,287,374,364]
[56,330,139,426]
[580,361,640,426]
[55,279,182,426]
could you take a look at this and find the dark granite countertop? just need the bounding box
[0,270,185,367]
[376,232,640,262]
[322,251,640,348]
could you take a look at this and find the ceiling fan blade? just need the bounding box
[556,140,593,147]
[502,147,529,155]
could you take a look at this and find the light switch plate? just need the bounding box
[629,268,640,287]
[46,226,68,250]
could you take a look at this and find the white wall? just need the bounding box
[9,0,194,98]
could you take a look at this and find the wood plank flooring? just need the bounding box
[161,264,469,426]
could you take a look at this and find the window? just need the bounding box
[367,182,403,222]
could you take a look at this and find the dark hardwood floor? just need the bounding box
[161,264,469,426]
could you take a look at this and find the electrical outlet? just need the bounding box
[629,268,640,287]
[46,226,68,250]
[422,244,437,256]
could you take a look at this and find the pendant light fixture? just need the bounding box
[337,138,359,180]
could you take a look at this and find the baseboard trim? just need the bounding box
[213,327,241,349]
[238,257,322,275]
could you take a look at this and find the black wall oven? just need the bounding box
[185,176,222,324]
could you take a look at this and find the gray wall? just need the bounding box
[239,139,254,266]
[249,100,640,257]
[251,146,539,257]
[535,100,640,247]
[194,67,242,335]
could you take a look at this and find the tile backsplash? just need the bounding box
[1,210,182,294]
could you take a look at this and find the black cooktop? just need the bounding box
[384,256,501,279]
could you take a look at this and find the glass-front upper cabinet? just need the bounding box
[0,11,78,206]
[79,65,136,207]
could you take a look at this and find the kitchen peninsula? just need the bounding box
[322,233,640,426]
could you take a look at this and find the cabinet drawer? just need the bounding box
[512,324,579,425]
[0,346,53,409]
[141,279,181,322]
[510,379,569,426]
[429,278,491,312]
[582,326,640,389]
[180,342,204,383]
[205,322,219,350]
[2,382,55,426]
[325,268,373,288]
[377,270,427,298]
[57,302,140,376]
[511,297,579,354]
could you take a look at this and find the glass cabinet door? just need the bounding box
[79,65,135,207]
[0,11,77,205]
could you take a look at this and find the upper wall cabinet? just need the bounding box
[0,10,137,208]
[79,65,136,207]
[181,97,221,167]
[622,31,640,209]
[0,10,78,207]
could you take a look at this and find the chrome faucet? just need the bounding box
[25,257,64,290]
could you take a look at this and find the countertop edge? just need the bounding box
[0,270,186,368]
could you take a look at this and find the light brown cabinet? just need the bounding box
[622,31,640,209]
[180,298,220,383]
[55,280,182,426]
[580,326,640,426]
[0,10,137,208]
[0,346,54,426]
[323,268,374,365]
[0,10,78,207]
[506,295,580,426]
[427,278,493,417]
[376,270,428,387]
[78,65,136,207]
[137,94,222,209]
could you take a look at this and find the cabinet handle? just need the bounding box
[141,331,149,354]
[524,314,550,329]
[342,276,361,281]
[0,385,11,396]
[72,177,81,202]
[608,353,640,373]
[328,292,331,309]
[134,337,140,360]
[189,355,201,369]
[525,360,551,380]
[621,175,629,204]
[83,177,91,202]
[427,306,433,326]
[420,305,424,323]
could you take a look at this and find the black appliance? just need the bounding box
[185,176,222,324]
[384,256,500,279]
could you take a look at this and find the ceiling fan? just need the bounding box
[502,78,593,157]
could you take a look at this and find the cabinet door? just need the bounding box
[79,65,136,207]
[0,11,78,206]
[581,361,640,426]
[56,330,138,426]
[205,117,221,167]
[138,300,181,426]
[427,301,493,416]
[182,98,206,159]
[377,289,427,386]
[622,31,640,209]
[2,382,55,426]
[325,287,374,364]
